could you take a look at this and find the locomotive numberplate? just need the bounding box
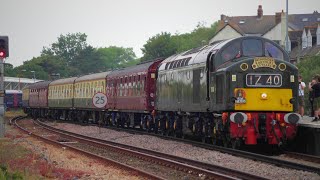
[246,74,282,87]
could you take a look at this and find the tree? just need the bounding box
[41,32,88,63]
[72,46,105,75]
[297,56,320,82]
[141,32,177,62]
[140,22,218,61]
[96,46,136,70]
[4,63,15,77]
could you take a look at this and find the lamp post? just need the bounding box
[19,69,26,90]
[30,70,36,83]
[51,73,60,80]
[285,0,289,52]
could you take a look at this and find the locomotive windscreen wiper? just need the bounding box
[231,51,242,62]
[266,50,273,57]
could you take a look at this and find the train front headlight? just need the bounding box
[230,112,248,124]
[284,113,301,124]
[261,93,268,100]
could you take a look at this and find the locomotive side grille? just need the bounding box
[193,69,201,104]
[216,74,224,104]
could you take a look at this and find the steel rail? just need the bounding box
[35,119,266,180]
[13,117,164,180]
[52,120,320,175]
[283,151,320,164]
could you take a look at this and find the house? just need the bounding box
[289,24,320,63]
[209,5,320,63]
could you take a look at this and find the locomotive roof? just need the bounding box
[75,71,111,82]
[158,36,287,71]
[50,77,78,86]
[28,81,51,89]
[158,40,226,71]
[108,61,155,78]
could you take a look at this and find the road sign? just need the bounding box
[92,92,107,108]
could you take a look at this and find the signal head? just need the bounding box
[0,36,9,58]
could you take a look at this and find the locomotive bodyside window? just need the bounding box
[265,42,284,60]
[221,41,241,62]
[242,39,263,57]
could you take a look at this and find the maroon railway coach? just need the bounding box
[27,81,51,117]
[106,59,163,127]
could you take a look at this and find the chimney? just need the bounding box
[221,14,227,21]
[275,12,281,24]
[257,5,263,18]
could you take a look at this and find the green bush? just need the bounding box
[0,165,23,180]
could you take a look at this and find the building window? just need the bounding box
[302,18,308,22]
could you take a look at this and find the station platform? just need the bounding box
[299,116,320,128]
[292,116,320,156]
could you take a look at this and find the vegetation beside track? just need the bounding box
[0,111,87,179]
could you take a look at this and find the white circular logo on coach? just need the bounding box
[92,92,107,108]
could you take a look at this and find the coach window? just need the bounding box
[138,75,141,95]
[165,63,170,70]
[124,77,127,96]
[242,39,262,57]
[221,40,241,62]
[265,42,284,60]
[185,58,191,66]
[173,61,178,68]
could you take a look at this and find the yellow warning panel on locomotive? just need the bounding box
[234,88,293,112]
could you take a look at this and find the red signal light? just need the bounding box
[0,50,6,58]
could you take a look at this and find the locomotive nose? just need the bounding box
[284,113,302,124]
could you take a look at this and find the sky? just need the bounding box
[1,0,319,67]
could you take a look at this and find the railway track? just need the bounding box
[282,151,320,164]
[47,119,320,175]
[13,117,266,180]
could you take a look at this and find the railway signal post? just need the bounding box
[0,36,9,137]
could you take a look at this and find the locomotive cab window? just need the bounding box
[221,40,241,62]
[242,39,263,57]
[265,42,284,60]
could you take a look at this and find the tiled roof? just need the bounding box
[217,11,320,35]
[290,45,320,59]
[288,12,320,30]
[217,15,276,35]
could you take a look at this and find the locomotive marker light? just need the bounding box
[92,92,107,108]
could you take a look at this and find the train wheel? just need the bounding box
[154,118,159,134]
[231,138,242,149]
[222,134,231,148]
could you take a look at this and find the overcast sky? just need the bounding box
[1,0,319,67]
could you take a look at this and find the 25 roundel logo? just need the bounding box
[92,92,107,108]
